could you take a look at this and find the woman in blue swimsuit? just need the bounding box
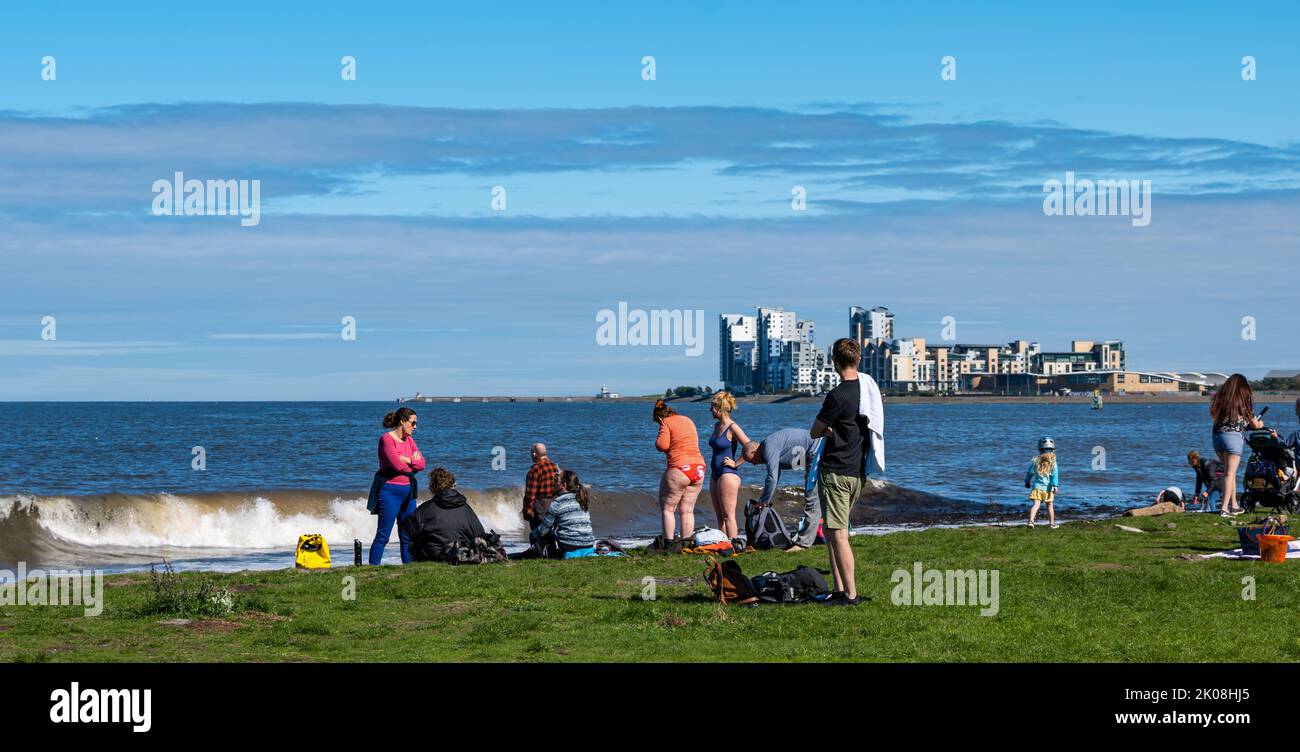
[708,391,751,539]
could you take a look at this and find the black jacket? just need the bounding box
[400,489,487,563]
[1194,458,1224,496]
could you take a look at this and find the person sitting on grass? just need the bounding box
[527,469,596,559]
[402,467,488,563]
[1025,437,1060,529]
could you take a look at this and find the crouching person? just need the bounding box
[1125,486,1186,517]
[527,470,596,559]
[402,468,505,564]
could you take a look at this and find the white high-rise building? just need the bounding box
[787,339,821,392]
[850,305,894,344]
[852,305,895,383]
[757,307,797,393]
[719,314,757,394]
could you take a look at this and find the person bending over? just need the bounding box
[1125,486,1185,517]
[738,428,823,551]
[1187,450,1224,513]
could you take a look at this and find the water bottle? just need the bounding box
[353,539,362,566]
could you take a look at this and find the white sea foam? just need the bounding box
[1,489,528,552]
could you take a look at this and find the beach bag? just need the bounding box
[745,500,792,550]
[594,539,625,556]
[449,532,508,565]
[705,559,759,605]
[751,566,829,604]
[647,534,693,555]
[1237,523,1290,556]
[294,534,332,570]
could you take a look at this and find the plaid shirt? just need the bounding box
[523,457,563,520]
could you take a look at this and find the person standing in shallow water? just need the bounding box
[368,407,425,565]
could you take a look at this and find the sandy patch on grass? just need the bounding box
[239,611,290,623]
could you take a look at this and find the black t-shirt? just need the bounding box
[815,379,867,477]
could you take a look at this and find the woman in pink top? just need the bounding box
[653,399,705,541]
[368,407,426,564]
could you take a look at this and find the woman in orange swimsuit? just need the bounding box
[653,399,706,541]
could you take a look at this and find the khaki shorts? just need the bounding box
[819,470,865,530]
[1028,489,1055,503]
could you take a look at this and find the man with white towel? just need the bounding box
[809,337,884,607]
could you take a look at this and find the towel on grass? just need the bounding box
[1201,540,1300,560]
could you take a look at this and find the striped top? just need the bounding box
[530,492,595,550]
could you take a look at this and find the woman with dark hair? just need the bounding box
[528,469,595,558]
[367,407,426,564]
[652,399,705,541]
[1209,374,1264,517]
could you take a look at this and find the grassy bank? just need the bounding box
[2,513,1297,662]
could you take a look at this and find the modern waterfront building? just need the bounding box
[720,308,824,394]
[725,303,1187,395]
[846,304,1198,394]
[961,370,1225,395]
[719,313,757,394]
[850,305,894,343]
[757,307,798,392]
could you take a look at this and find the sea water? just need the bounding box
[1,399,1289,572]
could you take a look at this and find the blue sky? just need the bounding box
[0,1,1297,399]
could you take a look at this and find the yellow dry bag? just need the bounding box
[295,534,332,570]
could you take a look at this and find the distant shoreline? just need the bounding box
[399,392,1300,405]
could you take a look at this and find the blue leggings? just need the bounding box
[370,482,416,565]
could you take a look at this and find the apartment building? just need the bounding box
[719,314,757,394]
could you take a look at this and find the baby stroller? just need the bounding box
[1240,428,1300,513]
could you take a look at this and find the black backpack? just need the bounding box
[751,566,830,604]
[447,531,508,565]
[745,499,793,550]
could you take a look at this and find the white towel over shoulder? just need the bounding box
[857,372,885,475]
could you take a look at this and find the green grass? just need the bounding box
[2,513,1298,662]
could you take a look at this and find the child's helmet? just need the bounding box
[1038,436,1056,451]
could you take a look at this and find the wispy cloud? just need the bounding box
[207,333,334,340]
[0,340,187,357]
[3,102,1298,221]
